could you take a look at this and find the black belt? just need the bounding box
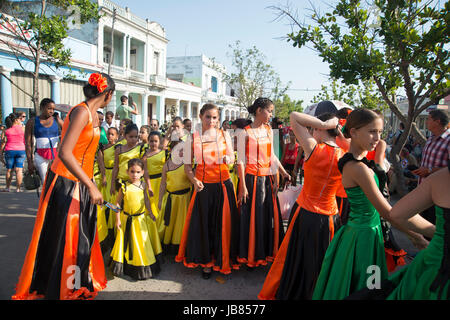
[149,173,162,179]
[164,187,191,226]
[123,211,145,261]
[105,166,113,170]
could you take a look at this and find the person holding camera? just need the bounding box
[24,98,63,182]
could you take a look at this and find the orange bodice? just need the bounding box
[51,102,100,181]
[193,128,231,183]
[296,143,345,215]
[244,124,273,176]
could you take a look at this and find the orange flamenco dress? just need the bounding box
[175,128,240,275]
[238,124,284,268]
[258,143,345,300]
[12,102,106,300]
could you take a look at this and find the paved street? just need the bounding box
[0,166,418,300]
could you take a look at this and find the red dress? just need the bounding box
[12,102,106,300]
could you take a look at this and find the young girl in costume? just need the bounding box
[349,164,447,300]
[237,98,290,269]
[110,123,146,197]
[117,118,132,145]
[142,131,166,239]
[110,158,162,280]
[281,128,299,188]
[162,117,186,150]
[12,73,115,300]
[175,103,240,279]
[158,140,192,254]
[258,111,344,300]
[96,127,119,254]
[139,125,151,146]
[312,108,429,300]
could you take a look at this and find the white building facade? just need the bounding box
[167,55,247,124]
[0,0,202,127]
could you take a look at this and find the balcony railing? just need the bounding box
[149,74,167,87]
[130,69,145,81]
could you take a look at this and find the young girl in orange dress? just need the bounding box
[12,73,115,300]
[175,103,240,279]
[237,98,290,269]
[258,111,344,300]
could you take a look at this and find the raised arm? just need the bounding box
[289,112,338,159]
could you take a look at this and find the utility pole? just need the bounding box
[107,8,117,76]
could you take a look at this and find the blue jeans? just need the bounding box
[4,150,26,169]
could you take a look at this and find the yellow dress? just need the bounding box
[160,163,192,250]
[117,144,146,182]
[110,181,162,280]
[97,144,118,252]
[146,150,166,235]
[93,159,108,245]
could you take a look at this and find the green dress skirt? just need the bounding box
[312,155,388,300]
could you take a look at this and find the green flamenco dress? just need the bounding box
[383,204,450,299]
[313,153,388,300]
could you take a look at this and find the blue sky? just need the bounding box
[114,0,331,105]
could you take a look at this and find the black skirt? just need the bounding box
[238,173,285,267]
[276,203,341,300]
[176,179,240,274]
[13,169,106,300]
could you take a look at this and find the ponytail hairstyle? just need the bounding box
[5,112,21,128]
[83,73,116,99]
[247,97,273,115]
[342,108,381,139]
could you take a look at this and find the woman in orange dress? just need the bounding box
[258,111,344,300]
[237,97,290,268]
[175,103,240,279]
[12,73,115,300]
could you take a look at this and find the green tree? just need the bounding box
[274,94,303,123]
[0,0,101,113]
[213,40,291,115]
[270,0,449,196]
[312,78,388,111]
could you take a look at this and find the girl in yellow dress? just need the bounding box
[110,158,162,280]
[110,123,146,197]
[143,131,166,239]
[158,140,192,254]
[139,125,151,146]
[96,127,119,254]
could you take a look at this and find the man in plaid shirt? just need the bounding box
[412,109,449,224]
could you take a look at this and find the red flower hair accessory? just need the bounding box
[88,73,108,93]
